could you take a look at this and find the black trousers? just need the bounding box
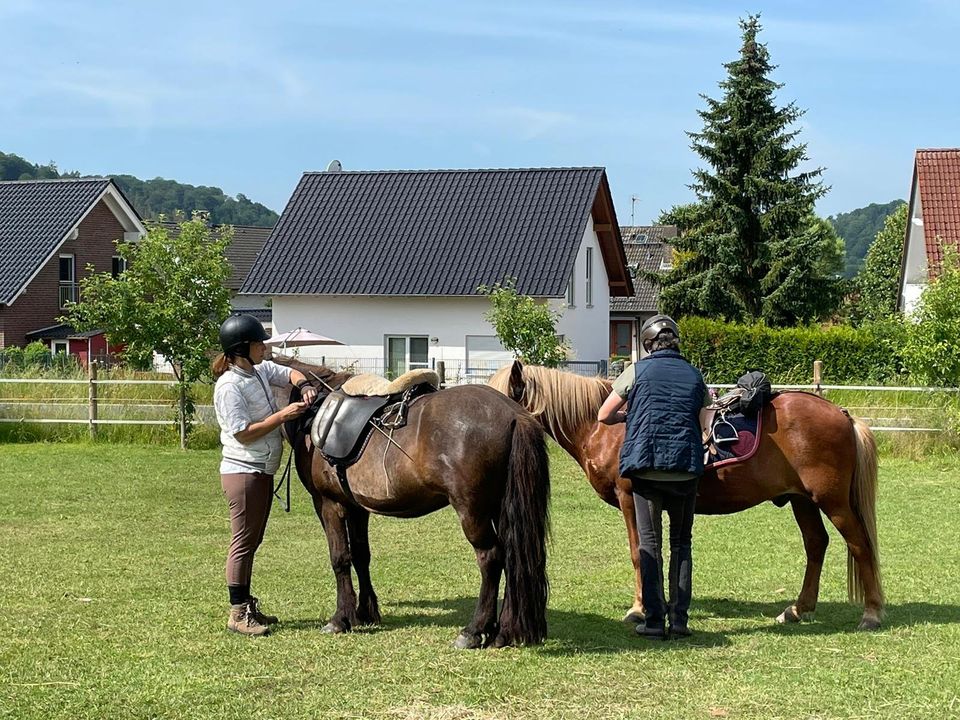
[632,477,699,629]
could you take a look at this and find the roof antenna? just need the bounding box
[630,195,641,225]
[326,160,343,172]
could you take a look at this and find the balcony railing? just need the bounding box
[59,282,78,307]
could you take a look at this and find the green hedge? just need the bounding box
[679,317,907,385]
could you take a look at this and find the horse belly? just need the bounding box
[695,468,797,515]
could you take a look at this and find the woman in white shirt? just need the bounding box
[212,314,317,636]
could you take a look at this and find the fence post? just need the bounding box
[436,360,446,388]
[813,360,823,396]
[88,360,98,439]
[178,384,187,450]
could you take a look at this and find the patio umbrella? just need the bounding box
[264,327,344,350]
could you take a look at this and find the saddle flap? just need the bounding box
[310,390,389,462]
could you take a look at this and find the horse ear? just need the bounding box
[508,360,525,402]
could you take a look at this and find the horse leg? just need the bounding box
[616,486,645,623]
[453,513,503,650]
[822,499,884,630]
[346,507,381,625]
[777,497,829,624]
[313,494,359,633]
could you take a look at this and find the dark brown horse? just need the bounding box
[489,361,884,630]
[279,358,550,648]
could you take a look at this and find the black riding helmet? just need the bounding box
[639,314,680,358]
[219,314,270,357]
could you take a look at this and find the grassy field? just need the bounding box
[1,443,958,720]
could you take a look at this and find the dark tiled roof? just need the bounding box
[915,149,960,267]
[242,167,606,297]
[610,240,669,313]
[620,225,678,243]
[0,178,112,304]
[25,323,104,340]
[159,221,274,290]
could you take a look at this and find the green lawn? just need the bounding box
[1,443,958,719]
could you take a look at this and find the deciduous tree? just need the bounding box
[478,278,568,367]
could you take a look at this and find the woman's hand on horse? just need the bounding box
[300,387,318,404]
[279,401,309,420]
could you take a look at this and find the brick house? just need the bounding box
[0,178,145,359]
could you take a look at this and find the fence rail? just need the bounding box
[2,368,958,443]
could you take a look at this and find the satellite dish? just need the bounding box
[326,159,343,172]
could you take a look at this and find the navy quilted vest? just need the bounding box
[619,349,706,479]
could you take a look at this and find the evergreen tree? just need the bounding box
[657,16,841,325]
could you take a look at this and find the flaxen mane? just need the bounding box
[489,365,609,443]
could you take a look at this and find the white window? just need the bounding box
[385,335,429,378]
[465,335,511,376]
[111,256,127,278]
[585,247,593,307]
[565,275,575,307]
[51,340,68,354]
[59,254,76,308]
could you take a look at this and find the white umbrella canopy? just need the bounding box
[264,327,343,348]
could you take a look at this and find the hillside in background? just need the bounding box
[0,151,278,227]
[828,200,906,278]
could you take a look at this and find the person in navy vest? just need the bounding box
[598,314,709,640]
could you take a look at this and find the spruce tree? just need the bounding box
[658,15,841,325]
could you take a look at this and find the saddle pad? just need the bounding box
[311,390,389,461]
[705,410,763,470]
[341,369,440,397]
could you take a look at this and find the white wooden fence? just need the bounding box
[1,364,958,445]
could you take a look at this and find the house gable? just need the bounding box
[899,149,960,312]
[0,178,145,306]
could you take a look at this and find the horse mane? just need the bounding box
[270,353,353,390]
[490,364,610,443]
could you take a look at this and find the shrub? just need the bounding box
[23,341,51,368]
[679,316,907,384]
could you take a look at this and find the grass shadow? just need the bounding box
[697,596,960,635]
[389,595,731,654]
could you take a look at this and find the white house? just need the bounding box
[899,148,960,315]
[241,166,633,380]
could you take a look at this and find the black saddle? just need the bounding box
[313,391,389,463]
[311,382,436,468]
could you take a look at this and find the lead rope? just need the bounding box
[274,446,293,512]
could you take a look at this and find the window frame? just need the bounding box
[585,246,593,308]
[384,334,430,377]
[58,254,76,308]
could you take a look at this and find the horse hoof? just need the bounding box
[321,621,345,634]
[857,617,882,631]
[623,610,645,624]
[776,605,802,624]
[453,632,482,650]
[776,605,815,624]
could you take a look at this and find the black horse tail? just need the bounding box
[496,414,551,646]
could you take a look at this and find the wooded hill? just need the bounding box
[828,199,906,278]
[0,151,278,227]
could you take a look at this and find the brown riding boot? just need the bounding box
[227,602,270,637]
[248,596,279,625]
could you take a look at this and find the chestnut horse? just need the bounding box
[280,359,550,649]
[490,361,884,630]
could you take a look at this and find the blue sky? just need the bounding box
[3,0,958,222]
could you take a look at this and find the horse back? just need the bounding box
[697,391,858,514]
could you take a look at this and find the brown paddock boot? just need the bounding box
[227,602,270,637]
[248,596,278,625]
